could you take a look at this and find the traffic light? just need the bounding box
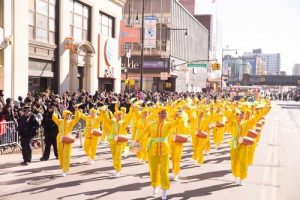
[212,63,220,70]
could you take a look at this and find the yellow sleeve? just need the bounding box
[70,110,81,128]
[144,122,153,137]
[114,103,119,113]
[80,111,89,121]
[123,106,134,126]
[52,112,60,126]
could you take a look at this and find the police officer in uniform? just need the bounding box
[40,103,58,161]
[18,105,39,165]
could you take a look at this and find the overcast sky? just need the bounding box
[196,0,300,74]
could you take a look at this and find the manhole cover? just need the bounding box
[26,176,56,185]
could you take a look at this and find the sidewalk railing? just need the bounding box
[0,119,85,154]
[0,121,20,154]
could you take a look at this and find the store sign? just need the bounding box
[160,72,168,80]
[64,37,74,50]
[104,67,114,78]
[121,60,167,71]
[104,38,118,67]
[144,16,157,48]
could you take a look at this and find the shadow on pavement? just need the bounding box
[0,162,23,170]
[56,181,150,200]
[181,170,232,184]
[73,162,138,176]
[0,174,57,185]
[0,174,118,198]
[205,156,231,164]
[167,182,239,199]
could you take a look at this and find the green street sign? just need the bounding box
[187,63,208,68]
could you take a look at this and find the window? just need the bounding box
[28,0,56,44]
[70,0,90,41]
[100,12,114,38]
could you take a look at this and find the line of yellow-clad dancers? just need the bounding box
[51,97,271,200]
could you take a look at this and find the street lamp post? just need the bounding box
[139,0,145,91]
[163,27,187,71]
[125,50,131,92]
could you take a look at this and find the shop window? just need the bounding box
[28,0,56,44]
[70,0,90,41]
[29,59,53,72]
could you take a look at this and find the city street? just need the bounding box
[0,101,299,200]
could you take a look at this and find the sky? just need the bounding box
[195,0,300,74]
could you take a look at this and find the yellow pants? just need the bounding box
[238,145,248,180]
[131,127,137,140]
[110,142,125,172]
[213,127,225,147]
[100,131,107,142]
[230,145,248,180]
[170,142,183,175]
[56,134,72,173]
[205,130,211,152]
[193,137,206,164]
[225,122,231,133]
[248,140,257,166]
[136,138,148,162]
[191,132,197,154]
[257,130,262,142]
[148,154,170,190]
[84,136,100,160]
[230,148,239,178]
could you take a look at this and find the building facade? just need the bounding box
[121,0,209,92]
[0,0,126,99]
[293,64,300,75]
[182,0,223,91]
[222,55,253,86]
[244,49,280,75]
[242,54,265,75]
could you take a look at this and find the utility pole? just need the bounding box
[139,0,145,91]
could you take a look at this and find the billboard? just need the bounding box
[144,16,157,48]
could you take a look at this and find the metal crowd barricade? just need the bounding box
[0,121,20,154]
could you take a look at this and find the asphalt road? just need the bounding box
[0,101,299,200]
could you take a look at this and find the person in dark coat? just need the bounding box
[3,98,17,124]
[18,105,39,165]
[40,104,58,161]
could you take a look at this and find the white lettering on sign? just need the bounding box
[121,60,139,69]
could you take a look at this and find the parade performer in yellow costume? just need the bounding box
[229,110,250,185]
[134,108,152,163]
[213,106,226,147]
[104,107,133,177]
[145,106,178,200]
[80,108,104,164]
[192,109,209,165]
[244,109,256,166]
[52,106,80,176]
[206,105,216,153]
[169,108,189,181]
[228,110,242,183]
